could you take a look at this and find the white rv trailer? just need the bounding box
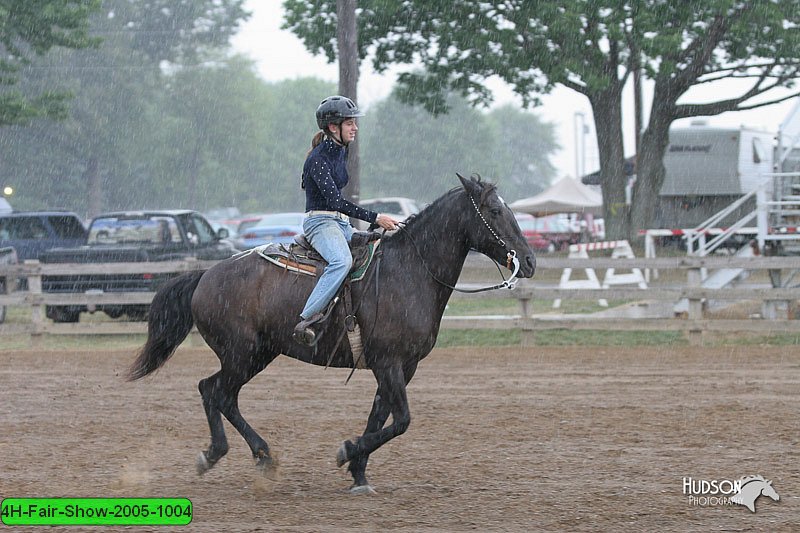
[655,124,775,229]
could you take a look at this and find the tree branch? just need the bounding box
[673,15,730,92]
[675,90,800,119]
[560,77,588,95]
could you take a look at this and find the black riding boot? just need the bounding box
[293,313,324,346]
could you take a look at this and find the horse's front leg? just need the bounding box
[337,363,411,492]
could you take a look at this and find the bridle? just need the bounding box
[399,190,521,294]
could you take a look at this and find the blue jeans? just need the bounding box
[300,215,354,319]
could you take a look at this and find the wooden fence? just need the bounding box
[2,256,800,343]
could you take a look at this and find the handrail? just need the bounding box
[685,188,757,254]
[697,210,757,257]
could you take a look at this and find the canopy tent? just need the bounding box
[509,177,603,216]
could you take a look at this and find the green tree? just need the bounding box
[1,0,250,214]
[0,0,101,126]
[284,0,800,238]
[159,63,335,213]
[255,77,337,212]
[484,105,558,201]
[359,94,556,202]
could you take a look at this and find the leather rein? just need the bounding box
[397,192,521,294]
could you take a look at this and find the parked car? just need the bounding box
[235,212,305,250]
[360,197,420,221]
[204,206,241,223]
[235,213,275,235]
[354,197,421,230]
[0,197,11,215]
[515,213,581,253]
[0,211,87,261]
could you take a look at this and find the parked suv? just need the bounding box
[0,211,87,261]
[356,197,421,230]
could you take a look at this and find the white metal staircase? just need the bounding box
[673,171,800,314]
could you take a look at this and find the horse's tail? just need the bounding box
[126,270,205,381]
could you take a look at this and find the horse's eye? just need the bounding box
[490,208,501,217]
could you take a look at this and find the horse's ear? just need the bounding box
[457,173,477,194]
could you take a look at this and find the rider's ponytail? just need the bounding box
[302,131,327,189]
[306,131,325,158]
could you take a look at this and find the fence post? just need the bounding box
[520,316,536,347]
[25,260,45,348]
[517,295,536,346]
[685,267,703,320]
[762,299,788,320]
[685,265,704,345]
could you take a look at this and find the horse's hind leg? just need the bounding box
[197,350,278,476]
[197,370,229,474]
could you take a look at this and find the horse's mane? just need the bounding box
[382,174,497,241]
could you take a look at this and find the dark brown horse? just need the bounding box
[127,175,535,493]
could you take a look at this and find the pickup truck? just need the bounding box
[0,211,87,261]
[39,210,237,322]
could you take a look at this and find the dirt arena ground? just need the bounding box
[1,344,798,532]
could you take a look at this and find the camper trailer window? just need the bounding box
[752,137,765,163]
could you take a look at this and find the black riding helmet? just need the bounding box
[316,95,364,131]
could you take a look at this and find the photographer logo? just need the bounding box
[683,475,780,512]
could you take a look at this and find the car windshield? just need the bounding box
[516,218,536,231]
[88,216,180,245]
[47,216,86,239]
[362,200,419,215]
[257,213,304,226]
[535,217,572,232]
[515,216,572,233]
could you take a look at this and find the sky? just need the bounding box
[231,0,799,182]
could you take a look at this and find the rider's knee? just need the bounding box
[330,253,353,271]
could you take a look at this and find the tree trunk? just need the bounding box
[589,89,629,240]
[187,141,201,209]
[86,157,103,217]
[630,86,677,232]
[337,0,360,204]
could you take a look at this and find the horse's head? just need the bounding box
[761,480,780,501]
[456,173,536,278]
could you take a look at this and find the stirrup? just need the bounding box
[292,324,317,346]
[292,312,324,347]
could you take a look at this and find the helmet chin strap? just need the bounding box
[326,124,347,146]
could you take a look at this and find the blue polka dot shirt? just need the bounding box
[302,136,378,223]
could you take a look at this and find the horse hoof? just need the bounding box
[196,451,212,476]
[255,454,280,481]
[349,484,376,495]
[336,440,351,467]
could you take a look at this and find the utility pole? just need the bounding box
[634,61,643,159]
[337,0,360,204]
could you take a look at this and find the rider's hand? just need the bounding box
[375,213,399,231]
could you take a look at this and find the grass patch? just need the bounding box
[435,328,687,347]
[705,332,800,346]
[435,329,521,347]
[0,333,146,351]
[444,298,628,316]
